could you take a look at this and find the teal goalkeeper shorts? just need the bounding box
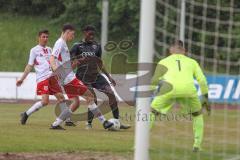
[151,93,202,115]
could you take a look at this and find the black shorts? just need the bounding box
[77,74,110,91]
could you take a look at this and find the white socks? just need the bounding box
[52,118,63,127]
[88,103,106,124]
[26,101,43,116]
[52,108,72,127]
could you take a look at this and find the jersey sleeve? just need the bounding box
[193,61,208,95]
[70,43,79,60]
[28,49,36,66]
[52,41,62,58]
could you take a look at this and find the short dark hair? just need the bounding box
[172,40,184,47]
[62,23,75,32]
[38,29,49,37]
[83,25,96,32]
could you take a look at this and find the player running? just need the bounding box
[70,25,130,129]
[150,40,210,152]
[49,24,113,130]
[17,30,69,125]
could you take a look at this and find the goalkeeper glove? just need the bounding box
[202,94,211,116]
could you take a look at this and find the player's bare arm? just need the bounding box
[16,64,33,86]
[101,66,116,86]
[71,57,85,70]
[50,55,58,72]
[71,59,78,69]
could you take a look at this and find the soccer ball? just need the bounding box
[108,118,121,131]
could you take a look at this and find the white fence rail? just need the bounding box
[0,72,126,102]
[1,72,239,104]
[0,72,37,100]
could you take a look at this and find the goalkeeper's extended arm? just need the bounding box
[194,61,208,95]
[202,94,211,115]
[193,61,210,115]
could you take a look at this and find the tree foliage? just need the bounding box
[0,0,140,42]
[0,0,65,17]
[0,0,239,67]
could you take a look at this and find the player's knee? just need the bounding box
[70,102,79,112]
[107,92,116,100]
[73,98,80,107]
[57,95,65,103]
[85,90,94,103]
[41,99,49,106]
[58,98,64,103]
[87,97,94,104]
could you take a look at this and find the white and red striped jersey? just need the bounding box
[28,45,52,83]
[52,38,75,85]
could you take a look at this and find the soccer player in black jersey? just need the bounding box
[70,25,130,129]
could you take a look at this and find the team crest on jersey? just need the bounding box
[92,45,97,49]
[43,48,48,54]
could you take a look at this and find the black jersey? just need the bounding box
[70,40,102,59]
[70,40,103,84]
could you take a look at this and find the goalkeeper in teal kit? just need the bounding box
[150,40,210,152]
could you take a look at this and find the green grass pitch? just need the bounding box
[0,103,239,160]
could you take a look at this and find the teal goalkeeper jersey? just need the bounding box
[151,54,208,97]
